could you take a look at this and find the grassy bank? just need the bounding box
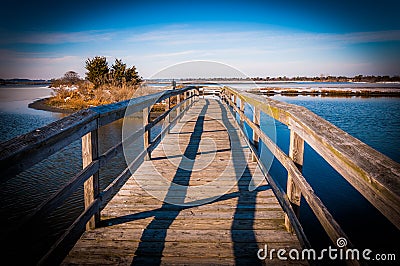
[30,84,165,113]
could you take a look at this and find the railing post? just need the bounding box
[165,96,171,133]
[143,107,151,160]
[183,91,187,109]
[252,107,260,162]
[239,98,245,128]
[82,129,100,230]
[176,93,181,118]
[285,130,304,233]
[165,96,170,120]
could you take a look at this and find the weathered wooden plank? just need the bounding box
[285,130,304,232]
[99,218,286,230]
[102,209,285,220]
[63,252,306,266]
[68,240,300,255]
[76,228,297,243]
[142,107,150,160]
[82,129,100,230]
[252,106,260,162]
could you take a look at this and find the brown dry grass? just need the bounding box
[47,83,164,111]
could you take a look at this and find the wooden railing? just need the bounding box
[0,86,199,265]
[221,86,400,264]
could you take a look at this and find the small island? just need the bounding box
[29,56,146,113]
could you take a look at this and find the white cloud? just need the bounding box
[0,30,114,45]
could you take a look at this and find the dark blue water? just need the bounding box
[241,95,400,258]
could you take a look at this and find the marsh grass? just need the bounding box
[47,83,164,111]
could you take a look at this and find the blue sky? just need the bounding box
[0,0,399,79]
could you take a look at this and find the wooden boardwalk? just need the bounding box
[63,98,302,265]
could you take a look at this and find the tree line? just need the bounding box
[180,75,400,82]
[51,56,142,88]
[250,75,400,82]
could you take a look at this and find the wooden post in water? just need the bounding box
[285,130,304,233]
[82,129,100,230]
[252,107,260,162]
[143,107,151,160]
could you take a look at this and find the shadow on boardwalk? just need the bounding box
[98,98,267,265]
[218,100,262,265]
[131,100,209,265]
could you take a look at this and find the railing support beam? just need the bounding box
[82,129,100,230]
[165,97,171,133]
[239,99,245,128]
[143,107,151,160]
[252,107,260,162]
[285,130,304,233]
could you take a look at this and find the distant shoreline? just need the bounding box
[248,86,400,97]
[29,86,400,115]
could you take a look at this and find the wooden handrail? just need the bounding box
[0,86,199,265]
[221,86,400,229]
[223,93,354,247]
[221,86,400,264]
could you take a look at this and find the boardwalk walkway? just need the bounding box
[63,97,302,265]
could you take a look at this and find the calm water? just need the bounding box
[0,85,399,262]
